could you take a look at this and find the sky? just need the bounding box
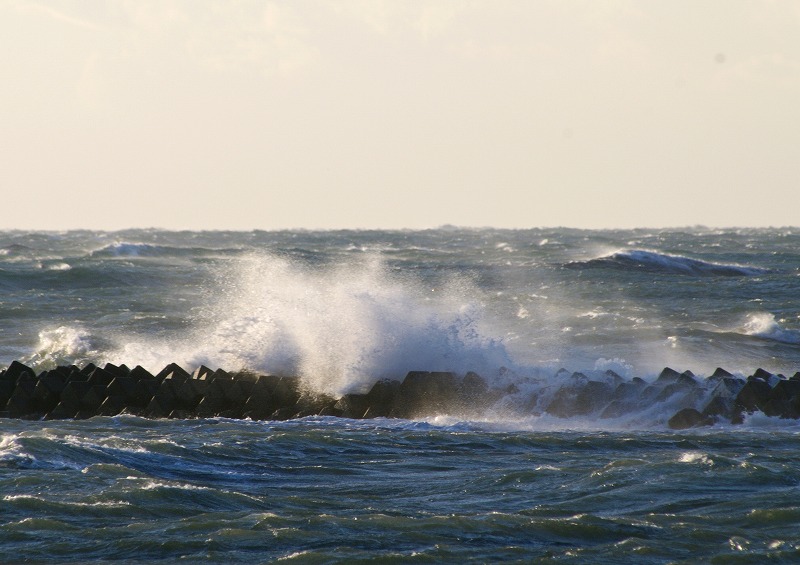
[2,0,799,231]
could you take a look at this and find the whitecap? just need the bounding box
[91,241,162,258]
[741,313,800,345]
[678,451,713,465]
[22,326,98,369]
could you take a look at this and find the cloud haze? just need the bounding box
[2,0,799,230]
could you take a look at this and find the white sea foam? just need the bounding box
[741,312,800,345]
[0,434,19,451]
[22,326,98,369]
[140,480,212,492]
[678,451,713,465]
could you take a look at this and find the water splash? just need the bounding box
[22,326,99,369]
[112,253,515,397]
[741,313,800,345]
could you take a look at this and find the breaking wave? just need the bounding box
[741,313,800,345]
[22,326,100,368]
[567,249,768,277]
[109,253,516,397]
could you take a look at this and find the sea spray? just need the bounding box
[23,326,99,369]
[111,253,516,396]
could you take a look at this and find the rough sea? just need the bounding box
[2,227,800,563]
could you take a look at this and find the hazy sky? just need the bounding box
[3,0,799,230]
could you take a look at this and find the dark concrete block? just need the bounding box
[144,396,170,418]
[156,363,191,382]
[88,367,116,387]
[335,393,370,419]
[655,367,682,386]
[32,380,61,413]
[270,406,296,421]
[0,379,14,408]
[107,377,137,401]
[364,379,401,417]
[391,371,459,418]
[242,395,276,420]
[271,377,301,408]
[5,361,36,382]
[61,381,93,407]
[16,373,37,396]
[103,363,131,379]
[97,395,127,416]
[81,387,106,412]
[546,380,613,418]
[192,365,215,380]
[79,363,98,376]
[295,394,335,417]
[196,392,227,417]
[668,408,714,430]
[173,379,204,409]
[771,379,800,400]
[708,367,734,381]
[6,386,34,418]
[129,365,155,382]
[752,368,774,381]
[45,401,78,420]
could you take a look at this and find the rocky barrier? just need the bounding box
[1,361,799,429]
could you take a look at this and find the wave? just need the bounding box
[0,244,34,257]
[22,326,100,368]
[741,313,800,345]
[89,242,238,259]
[566,249,768,277]
[106,253,516,397]
[94,242,164,257]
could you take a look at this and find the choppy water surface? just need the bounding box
[3,416,800,563]
[2,227,800,562]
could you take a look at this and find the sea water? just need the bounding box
[1,227,799,562]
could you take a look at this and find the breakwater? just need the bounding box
[2,361,800,428]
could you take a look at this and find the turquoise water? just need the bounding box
[2,227,800,562]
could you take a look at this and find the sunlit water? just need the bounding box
[1,227,799,562]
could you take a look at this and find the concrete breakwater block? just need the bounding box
[0,361,799,427]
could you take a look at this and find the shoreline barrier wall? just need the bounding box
[2,361,799,429]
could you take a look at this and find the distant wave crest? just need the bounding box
[567,249,768,277]
[92,242,166,257]
[90,242,227,259]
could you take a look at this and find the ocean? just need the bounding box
[2,227,800,563]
